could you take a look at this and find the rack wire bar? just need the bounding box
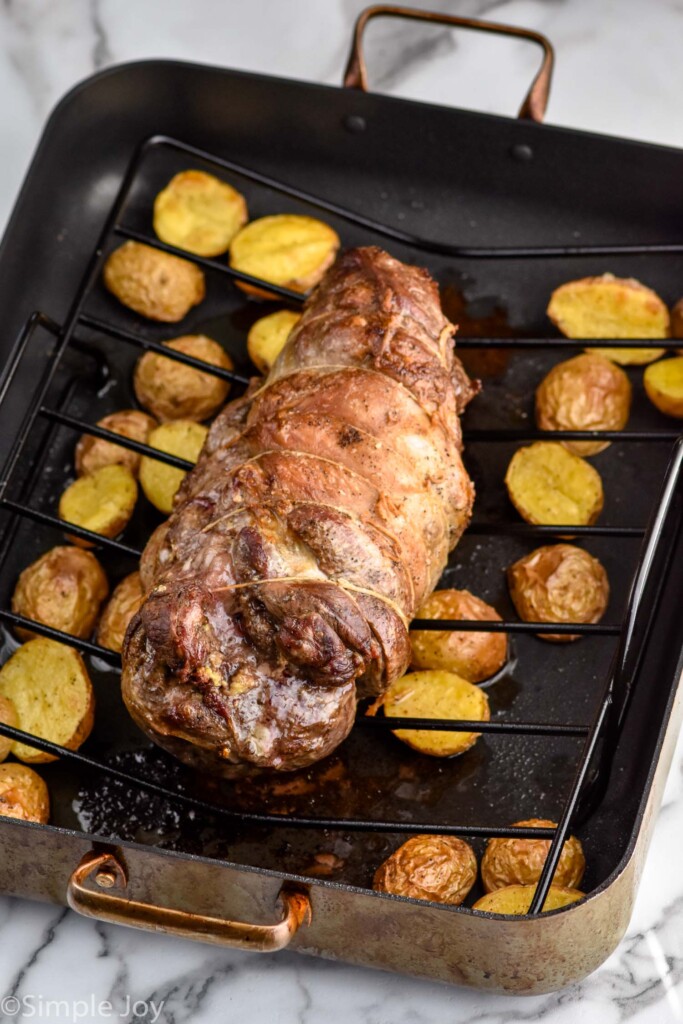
[464,522,645,537]
[409,619,620,635]
[0,499,141,558]
[463,429,679,443]
[455,337,683,349]
[359,717,588,737]
[0,609,120,664]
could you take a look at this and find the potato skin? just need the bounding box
[229,214,340,299]
[535,353,631,456]
[134,335,233,422]
[473,884,584,915]
[153,169,247,257]
[0,763,49,824]
[373,835,477,905]
[0,695,18,763]
[505,442,604,527]
[11,545,108,641]
[59,464,138,545]
[508,543,609,642]
[643,356,683,419]
[410,589,508,683]
[103,241,205,322]
[247,309,301,374]
[97,572,145,653]
[75,410,157,477]
[547,273,669,365]
[481,818,585,893]
[672,298,683,340]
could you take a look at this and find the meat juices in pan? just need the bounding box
[122,247,476,775]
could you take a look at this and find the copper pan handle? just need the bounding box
[67,851,311,951]
[343,4,554,123]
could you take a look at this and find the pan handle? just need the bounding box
[67,850,311,951]
[343,4,554,123]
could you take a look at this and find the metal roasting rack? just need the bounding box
[0,134,681,916]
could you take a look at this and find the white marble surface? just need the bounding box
[0,1,683,1022]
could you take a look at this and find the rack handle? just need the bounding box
[343,4,554,123]
[67,850,311,951]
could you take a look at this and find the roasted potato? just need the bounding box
[473,883,584,915]
[0,638,94,763]
[505,442,604,526]
[139,420,208,514]
[103,240,205,322]
[480,819,585,893]
[0,695,18,763]
[0,763,49,824]
[672,298,683,340]
[11,545,108,641]
[75,409,157,478]
[643,357,683,419]
[535,353,631,456]
[139,520,171,593]
[134,335,233,422]
[247,309,301,374]
[507,544,609,642]
[59,464,138,544]
[153,169,247,257]
[229,214,340,299]
[373,835,477,905]
[547,273,668,365]
[97,571,145,653]
[410,589,508,683]
[378,669,490,757]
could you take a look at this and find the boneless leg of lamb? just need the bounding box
[122,247,476,774]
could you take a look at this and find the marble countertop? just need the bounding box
[0,1,682,1022]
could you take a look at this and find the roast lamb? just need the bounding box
[122,247,476,774]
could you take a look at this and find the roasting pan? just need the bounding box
[0,6,682,994]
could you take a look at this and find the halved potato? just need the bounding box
[247,309,301,374]
[134,335,233,422]
[0,763,49,824]
[535,353,631,455]
[97,571,145,653]
[153,169,247,257]
[59,465,138,544]
[229,214,340,299]
[481,819,585,893]
[103,240,205,322]
[547,273,668,365]
[0,695,18,763]
[139,420,208,514]
[507,544,609,642]
[75,410,157,478]
[377,669,490,757]
[505,442,604,526]
[643,356,683,419]
[0,638,95,763]
[11,545,109,641]
[373,835,477,905]
[410,589,508,683]
[473,883,584,915]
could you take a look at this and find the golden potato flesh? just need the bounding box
[0,695,18,763]
[97,571,145,653]
[643,357,683,419]
[59,464,138,544]
[373,835,477,905]
[75,409,157,478]
[0,638,94,763]
[103,240,205,322]
[473,883,584,915]
[410,589,508,683]
[535,353,631,455]
[134,335,233,422]
[672,298,683,341]
[11,545,108,641]
[153,169,247,257]
[229,214,340,299]
[0,763,49,824]
[505,442,604,526]
[481,819,586,893]
[247,309,301,374]
[380,669,490,757]
[139,420,208,514]
[507,543,609,642]
[547,273,668,365]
